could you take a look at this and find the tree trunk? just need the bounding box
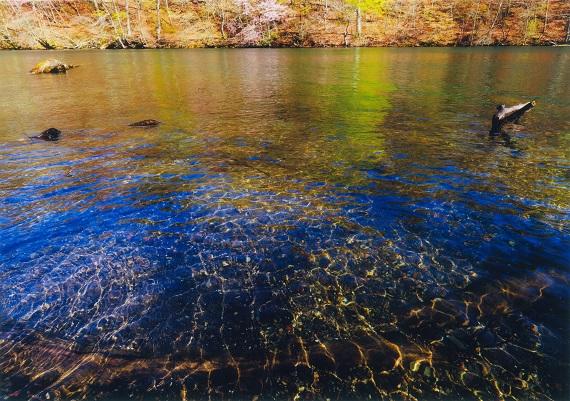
[543,0,549,35]
[165,0,173,24]
[411,0,417,31]
[102,1,125,47]
[126,0,132,36]
[356,7,362,38]
[471,3,481,45]
[156,0,161,41]
[221,10,226,39]
[136,0,146,42]
[111,0,125,39]
[487,0,503,44]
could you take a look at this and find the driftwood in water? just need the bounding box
[490,100,536,134]
[129,119,161,127]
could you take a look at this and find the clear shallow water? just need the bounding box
[0,48,569,400]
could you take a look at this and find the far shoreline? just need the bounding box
[2,43,568,51]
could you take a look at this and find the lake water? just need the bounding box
[0,48,569,400]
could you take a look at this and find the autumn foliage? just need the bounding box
[0,0,568,49]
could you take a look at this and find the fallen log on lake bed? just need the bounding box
[490,100,536,134]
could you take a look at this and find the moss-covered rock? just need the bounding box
[30,59,76,74]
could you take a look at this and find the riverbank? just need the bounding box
[1,0,569,50]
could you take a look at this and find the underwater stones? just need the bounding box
[309,349,336,372]
[475,328,498,348]
[366,346,400,372]
[481,348,519,372]
[182,371,210,394]
[129,119,161,127]
[338,273,359,289]
[210,366,239,388]
[0,180,562,401]
[295,363,314,383]
[372,369,401,392]
[329,341,363,375]
[236,367,264,394]
[27,369,60,390]
[30,59,76,74]
[317,256,331,268]
[257,302,292,326]
[458,370,485,389]
[270,361,298,390]
[314,269,335,285]
[446,334,468,351]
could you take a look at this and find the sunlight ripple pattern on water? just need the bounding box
[0,48,569,401]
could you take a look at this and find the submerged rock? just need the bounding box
[30,59,76,74]
[129,119,161,127]
[34,128,61,141]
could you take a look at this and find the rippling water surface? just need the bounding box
[0,48,569,400]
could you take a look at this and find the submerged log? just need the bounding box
[129,119,161,127]
[490,100,536,134]
[30,59,76,74]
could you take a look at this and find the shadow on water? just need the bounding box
[0,48,568,400]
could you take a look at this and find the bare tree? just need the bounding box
[126,0,132,36]
[164,0,173,24]
[486,0,504,44]
[136,0,146,42]
[543,0,549,35]
[356,6,361,37]
[156,0,161,41]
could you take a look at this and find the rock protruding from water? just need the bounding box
[129,119,161,127]
[490,100,536,134]
[30,59,76,74]
[35,128,61,141]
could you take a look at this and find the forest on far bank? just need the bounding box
[1,0,569,49]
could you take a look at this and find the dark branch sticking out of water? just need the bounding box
[490,100,536,135]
